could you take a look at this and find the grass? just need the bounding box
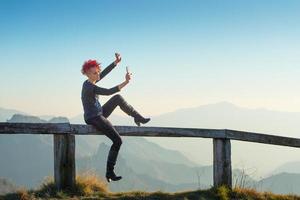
[1,173,300,200]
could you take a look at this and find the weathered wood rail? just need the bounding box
[1,122,300,190]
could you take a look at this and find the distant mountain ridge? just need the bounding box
[0,107,28,122]
[258,172,300,194]
[6,113,69,123]
[271,161,300,175]
[2,104,300,194]
[0,113,205,193]
[78,142,209,192]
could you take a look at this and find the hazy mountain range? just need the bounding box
[1,102,300,194]
[0,112,211,193]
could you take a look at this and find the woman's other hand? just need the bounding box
[114,53,122,65]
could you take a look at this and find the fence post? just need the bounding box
[213,138,232,188]
[54,134,76,190]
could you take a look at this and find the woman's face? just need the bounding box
[87,66,101,81]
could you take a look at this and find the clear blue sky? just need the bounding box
[1,0,300,118]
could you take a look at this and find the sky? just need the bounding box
[1,0,300,118]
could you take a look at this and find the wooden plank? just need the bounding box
[71,124,225,138]
[54,134,76,190]
[213,138,232,188]
[1,122,300,148]
[225,129,300,148]
[0,122,71,134]
[0,122,225,138]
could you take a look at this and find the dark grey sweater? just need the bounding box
[81,62,120,122]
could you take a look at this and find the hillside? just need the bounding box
[1,175,300,200]
[258,172,300,194]
[2,106,300,194]
[78,142,210,192]
[1,113,208,192]
[70,102,300,175]
[0,108,28,122]
[271,161,300,174]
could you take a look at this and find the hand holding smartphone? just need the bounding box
[125,66,132,83]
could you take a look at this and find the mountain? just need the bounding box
[2,104,300,194]
[0,178,18,195]
[128,101,300,178]
[78,142,259,192]
[77,142,209,192]
[270,161,300,175]
[0,134,53,188]
[146,101,300,135]
[70,101,300,175]
[7,114,55,123]
[8,102,300,176]
[0,114,94,188]
[258,173,300,194]
[122,137,197,167]
[0,114,64,188]
[0,113,203,192]
[0,107,28,122]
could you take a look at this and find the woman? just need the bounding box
[81,53,150,182]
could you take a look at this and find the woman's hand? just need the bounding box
[125,71,132,83]
[118,70,132,90]
[114,53,121,65]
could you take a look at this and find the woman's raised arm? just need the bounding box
[96,53,122,83]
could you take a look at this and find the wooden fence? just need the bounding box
[1,122,300,190]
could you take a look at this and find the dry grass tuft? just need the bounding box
[33,171,109,198]
[233,186,300,200]
[1,174,300,200]
[75,171,109,196]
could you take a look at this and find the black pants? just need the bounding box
[85,94,135,167]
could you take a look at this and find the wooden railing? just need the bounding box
[1,122,300,190]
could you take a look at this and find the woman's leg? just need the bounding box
[102,94,151,126]
[102,94,135,118]
[86,115,122,180]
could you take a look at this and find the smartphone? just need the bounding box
[126,66,129,73]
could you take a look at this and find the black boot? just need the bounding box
[106,150,122,182]
[132,111,151,127]
[106,163,122,182]
[118,97,151,126]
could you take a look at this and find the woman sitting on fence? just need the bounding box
[81,53,150,182]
